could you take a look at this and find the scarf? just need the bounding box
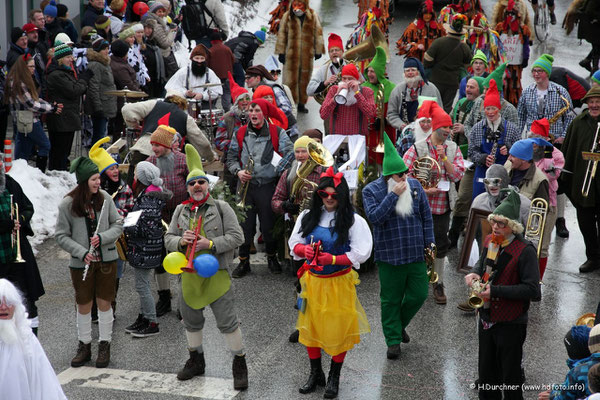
[181,193,209,211]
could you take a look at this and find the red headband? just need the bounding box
[320,166,343,188]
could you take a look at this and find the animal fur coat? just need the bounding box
[275,0,325,105]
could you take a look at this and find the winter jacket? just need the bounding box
[144,14,176,58]
[55,189,124,268]
[84,49,117,118]
[208,41,234,80]
[45,62,88,132]
[59,18,79,44]
[225,31,260,70]
[81,4,104,29]
[6,43,28,70]
[44,19,65,47]
[549,353,600,400]
[125,189,172,269]
[387,81,443,130]
[423,35,472,86]
[111,55,140,91]
[504,162,549,203]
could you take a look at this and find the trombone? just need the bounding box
[9,194,26,263]
[424,243,438,284]
[523,198,548,259]
[582,122,600,198]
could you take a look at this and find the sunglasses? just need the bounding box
[188,180,207,187]
[483,178,502,187]
[317,190,338,200]
[270,70,281,75]
[489,218,507,228]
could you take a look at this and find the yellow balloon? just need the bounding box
[163,252,187,275]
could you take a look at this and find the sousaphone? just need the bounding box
[344,24,390,63]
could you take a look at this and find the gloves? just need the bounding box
[278,54,286,64]
[79,68,94,83]
[314,54,322,60]
[282,200,300,215]
[317,253,352,266]
[293,243,310,259]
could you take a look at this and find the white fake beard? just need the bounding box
[0,318,20,345]
[344,92,358,106]
[405,75,422,88]
[387,179,414,217]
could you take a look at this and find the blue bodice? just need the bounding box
[306,225,351,275]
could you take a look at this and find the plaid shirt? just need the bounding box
[319,85,376,135]
[396,125,416,156]
[403,136,465,215]
[214,111,244,153]
[10,82,55,123]
[362,176,435,265]
[147,152,188,222]
[464,96,519,139]
[468,118,522,166]
[517,82,574,139]
[271,165,322,214]
[113,184,134,218]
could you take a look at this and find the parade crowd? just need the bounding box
[2,0,600,399]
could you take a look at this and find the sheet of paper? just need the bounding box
[271,152,282,168]
[123,210,142,227]
[463,160,474,169]
[437,180,450,192]
[206,173,219,189]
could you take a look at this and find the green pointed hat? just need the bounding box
[185,144,207,183]
[382,133,407,176]
[365,46,387,80]
[471,49,488,66]
[488,188,524,234]
[483,62,507,91]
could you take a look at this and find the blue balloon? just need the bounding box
[193,254,220,278]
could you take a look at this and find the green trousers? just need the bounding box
[378,261,428,346]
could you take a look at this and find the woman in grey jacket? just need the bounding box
[55,157,123,369]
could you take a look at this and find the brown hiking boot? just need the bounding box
[457,301,475,312]
[177,350,205,380]
[71,341,91,367]
[433,283,447,305]
[232,354,248,390]
[96,341,111,368]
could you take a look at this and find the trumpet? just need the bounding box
[236,158,254,208]
[582,122,600,198]
[424,243,438,284]
[374,83,386,153]
[9,195,25,264]
[468,278,488,309]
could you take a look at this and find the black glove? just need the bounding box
[314,54,322,60]
[282,200,300,215]
[79,69,94,83]
[278,54,286,64]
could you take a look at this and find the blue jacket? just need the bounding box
[362,176,434,265]
[550,353,600,399]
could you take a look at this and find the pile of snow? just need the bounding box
[8,159,76,252]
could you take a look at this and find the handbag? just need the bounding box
[16,110,34,134]
[116,233,128,261]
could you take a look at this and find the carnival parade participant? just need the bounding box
[465,189,540,400]
[363,134,434,359]
[458,50,488,100]
[307,33,347,105]
[55,157,123,368]
[387,57,442,133]
[396,0,445,62]
[226,98,293,277]
[403,103,465,304]
[0,279,66,400]
[396,100,434,157]
[560,87,600,273]
[165,44,223,109]
[452,77,484,148]
[0,155,45,335]
[252,85,289,130]
[289,166,372,398]
[505,139,550,203]
[164,144,248,390]
[320,63,376,136]
[274,0,325,113]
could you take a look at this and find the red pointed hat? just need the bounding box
[250,98,284,126]
[417,100,435,119]
[158,112,170,126]
[228,71,249,103]
[341,63,359,80]
[328,33,343,51]
[484,79,501,109]
[431,103,452,131]
[530,118,550,137]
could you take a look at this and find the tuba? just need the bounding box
[291,142,334,212]
[343,24,390,63]
[524,198,548,259]
[582,122,600,198]
[412,156,441,189]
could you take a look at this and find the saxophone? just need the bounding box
[547,96,571,142]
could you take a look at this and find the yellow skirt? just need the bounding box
[296,269,371,356]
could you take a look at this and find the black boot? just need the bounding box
[177,350,206,380]
[289,329,300,343]
[267,255,282,274]
[232,354,249,390]
[324,360,343,399]
[155,290,172,317]
[232,258,250,278]
[298,103,309,114]
[299,357,326,394]
[555,217,569,238]
[448,216,465,248]
[36,156,47,173]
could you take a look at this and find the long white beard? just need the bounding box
[156,152,174,174]
[413,119,432,143]
[405,76,422,88]
[0,319,20,345]
[387,179,414,217]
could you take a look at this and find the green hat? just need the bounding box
[470,76,485,94]
[532,54,554,76]
[583,86,600,102]
[483,62,507,91]
[382,133,407,176]
[487,188,524,234]
[471,50,488,66]
[362,46,395,102]
[184,144,207,183]
[70,156,99,184]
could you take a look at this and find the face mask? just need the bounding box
[293,9,305,17]
[191,61,206,77]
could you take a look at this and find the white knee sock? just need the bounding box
[76,312,92,344]
[186,329,203,353]
[155,272,171,291]
[433,258,445,284]
[224,327,244,356]
[98,309,114,342]
[557,194,566,219]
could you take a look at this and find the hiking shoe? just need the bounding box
[232,258,250,278]
[177,350,205,380]
[433,283,447,304]
[71,341,91,367]
[387,344,401,360]
[125,314,146,334]
[96,341,111,368]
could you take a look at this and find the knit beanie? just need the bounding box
[589,324,600,354]
[431,102,452,131]
[487,188,523,234]
[593,70,600,86]
[509,139,534,161]
[133,1,150,16]
[471,49,488,66]
[341,63,359,80]
[382,132,407,176]
[484,79,501,109]
[57,4,68,18]
[250,98,284,126]
[185,144,207,183]
[589,364,600,394]
[228,72,250,104]
[11,28,26,44]
[111,39,130,58]
[532,54,554,76]
[150,125,177,149]
[564,325,592,361]
[70,157,100,184]
[254,30,266,44]
[95,15,111,31]
[148,2,166,14]
[404,57,427,84]
[92,37,110,52]
[484,62,507,91]
[302,129,323,142]
[190,44,209,60]
[294,136,314,150]
[252,85,275,101]
[470,76,485,94]
[44,0,58,18]
[530,118,550,138]
[54,32,73,46]
[53,43,73,61]
[245,65,275,81]
[328,33,343,50]
[22,23,38,34]
[89,137,118,174]
[118,26,136,40]
[136,161,163,187]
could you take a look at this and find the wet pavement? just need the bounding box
[36,0,600,399]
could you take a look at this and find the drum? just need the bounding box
[187,99,202,120]
[199,109,224,128]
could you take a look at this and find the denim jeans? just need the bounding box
[14,121,50,159]
[134,268,157,323]
[91,116,108,147]
[116,260,124,279]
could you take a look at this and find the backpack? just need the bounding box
[181,0,218,46]
[236,123,281,165]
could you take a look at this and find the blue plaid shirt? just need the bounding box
[517,82,574,140]
[549,353,600,399]
[362,176,435,265]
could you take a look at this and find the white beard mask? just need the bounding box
[344,91,358,106]
[293,9,305,17]
[387,178,414,217]
[0,318,20,345]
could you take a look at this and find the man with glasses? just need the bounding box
[363,134,434,360]
[307,33,347,106]
[465,189,540,400]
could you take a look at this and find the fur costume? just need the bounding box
[275,0,325,105]
[396,0,446,62]
[492,0,533,41]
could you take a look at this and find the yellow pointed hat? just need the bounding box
[89,137,117,174]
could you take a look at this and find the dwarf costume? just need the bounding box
[396,0,446,62]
